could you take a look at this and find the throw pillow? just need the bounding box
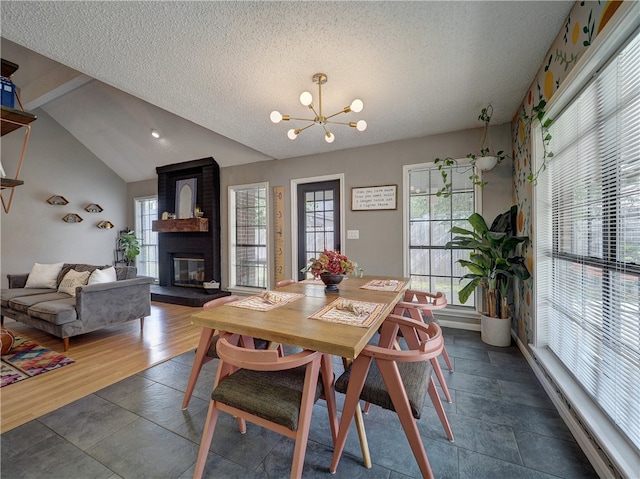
[88,266,117,285]
[57,269,91,297]
[24,262,65,289]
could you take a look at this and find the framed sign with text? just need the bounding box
[351,185,397,211]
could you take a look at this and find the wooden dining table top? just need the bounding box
[190,275,411,359]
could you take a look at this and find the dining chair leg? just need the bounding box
[330,356,373,473]
[193,401,221,479]
[377,360,435,479]
[183,327,215,410]
[431,357,452,403]
[320,354,339,443]
[442,345,454,372]
[427,377,454,441]
[290,359,321,479]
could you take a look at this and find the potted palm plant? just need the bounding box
[446,206,530,346]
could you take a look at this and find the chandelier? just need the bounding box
[270,73,367,143]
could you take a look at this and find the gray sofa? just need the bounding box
[1,263,154,351]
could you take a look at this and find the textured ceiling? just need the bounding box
[1,1,574,182]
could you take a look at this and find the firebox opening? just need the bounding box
[173,257,205,288]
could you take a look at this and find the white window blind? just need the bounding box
[536,30,640,451]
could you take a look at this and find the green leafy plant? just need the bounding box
[118,230,140,264]
[446,206,530,319]
[523,99,554,185]
[434,102,553,196]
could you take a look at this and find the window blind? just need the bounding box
[537,30,640,451]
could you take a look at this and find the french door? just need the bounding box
[296,180,341,279]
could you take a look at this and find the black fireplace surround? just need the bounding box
[156,158,221,290]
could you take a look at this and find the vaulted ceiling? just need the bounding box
[1,1,574,182]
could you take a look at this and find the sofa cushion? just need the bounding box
[1,288,55,308]
[88,266,117,285]
[58,269,91,297]
[8,292,72,314]
[57,264,107,287]
[24,263,65,289]
[28,298,78,325]
[115,266,137,280]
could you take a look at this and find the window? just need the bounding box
[405,163,476,307]
[134,196,158,281]
[229,183,268,289]
[536,29,639,453]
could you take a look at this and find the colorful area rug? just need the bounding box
[1,337,75,387]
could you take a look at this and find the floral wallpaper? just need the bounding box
[510,1,624,345]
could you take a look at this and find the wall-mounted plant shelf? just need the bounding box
[97,220,114,229]
[85,203,103,213]
[62,213,83,223]
[47,195,69,205]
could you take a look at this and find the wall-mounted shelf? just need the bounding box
[152,218,209,233]
[47,195,69,205]
[1,58,38,214]
[85,203,103,213]
[62,213,83,223]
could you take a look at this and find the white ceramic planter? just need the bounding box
[475,155,498,171]
[480,314,512,347]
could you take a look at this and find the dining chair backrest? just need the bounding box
[276,278,296,288]
[193,332,338,479]
[182,295,240,409]
[330,314,453,479]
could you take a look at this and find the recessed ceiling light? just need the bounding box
[151,129,161,139]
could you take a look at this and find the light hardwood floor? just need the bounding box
[1,302,202,433]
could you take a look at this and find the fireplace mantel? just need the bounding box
[152,218,209,233]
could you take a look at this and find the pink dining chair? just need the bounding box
[193,332,339,479]
[182,295,241,409]
[276,278,296,288]
[330,314,453,478]
[393,289,454,403]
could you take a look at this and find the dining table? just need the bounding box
[190,274,411,468]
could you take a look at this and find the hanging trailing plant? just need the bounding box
[433,101,553,197]
[522,99,554,185]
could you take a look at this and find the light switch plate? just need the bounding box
[347,229,359,239]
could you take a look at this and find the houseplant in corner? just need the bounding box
[446,206,530,346]
[301,250,357,293]
[117,230,140,266]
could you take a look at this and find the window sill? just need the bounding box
[528,345,639,478]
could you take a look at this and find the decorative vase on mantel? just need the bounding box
[319,273,344,293]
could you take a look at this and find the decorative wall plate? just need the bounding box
[97,220,114,229]
[62,213,83,223]
[47,195,69,205]
[85,203,104,213]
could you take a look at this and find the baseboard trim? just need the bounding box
[513,333,635,479]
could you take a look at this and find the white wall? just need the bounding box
[1,109,127,287]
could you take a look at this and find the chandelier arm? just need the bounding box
[325,120,353,126]
[324,109,348,121]
[296,123,317,134]
[287,117,316,122]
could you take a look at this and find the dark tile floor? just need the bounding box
[1,328,599,479]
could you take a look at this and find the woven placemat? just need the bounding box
[228,291,304,312]
[360,279,407,292]
[308,298,385,328]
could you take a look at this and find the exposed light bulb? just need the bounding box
[356,120,367,131]
[325,132,335,143]
[151,129,160,139]
[299,91,313,106]
[270,111,283,123]
[350,99,364,113]
[287,129,298,140]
